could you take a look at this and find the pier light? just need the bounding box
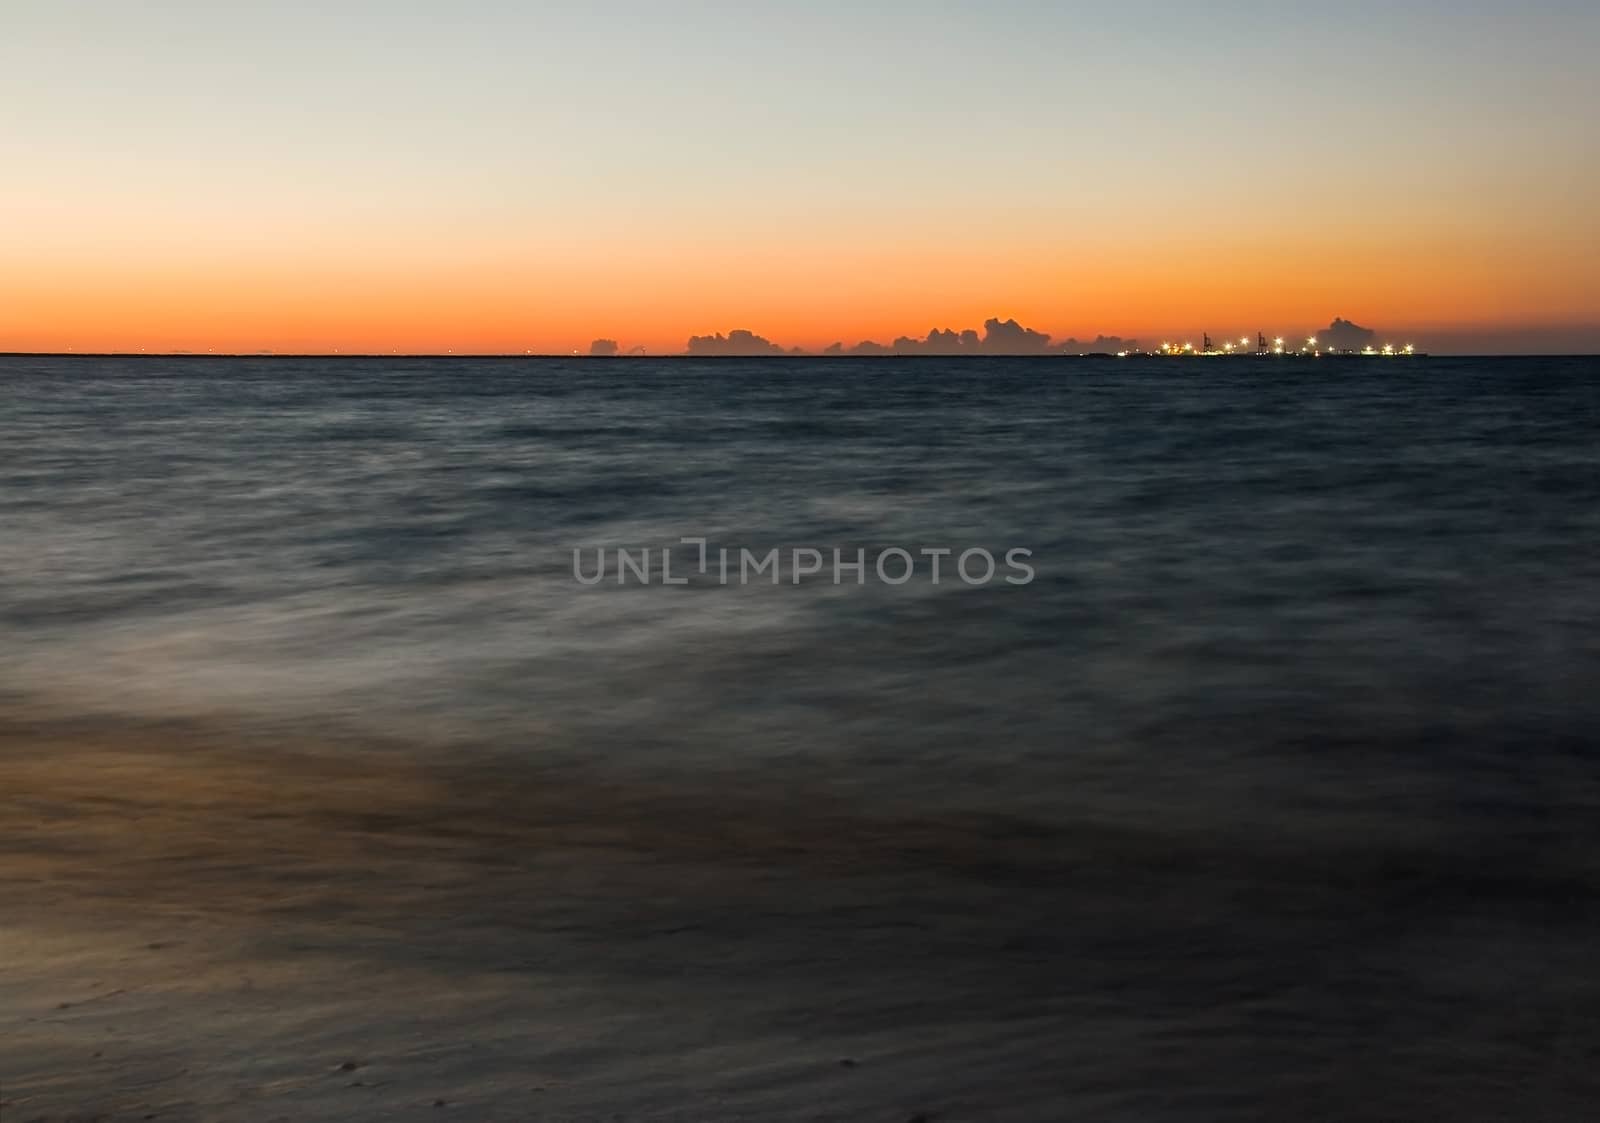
[1240,337,1250,348]
[1184,341,1195,351]
[1307,337,1317,348]
[1273,337,1284,347]
[1382,344,1395,355]
[1404,344,1414,354]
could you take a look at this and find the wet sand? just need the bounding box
[3,712,1599,1121]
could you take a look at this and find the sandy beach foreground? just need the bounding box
[3,711,1597,1122]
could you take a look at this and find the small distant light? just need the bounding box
[1240,337,1250,348]
[1274,337,1284,346]
[1307,337,1317,347]
[1404,344,1415,354]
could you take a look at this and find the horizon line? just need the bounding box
[7,350,1599,360]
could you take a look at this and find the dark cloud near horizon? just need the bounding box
[820,339,892,355]
[1320,318,1378,350]
[693,318,1143,356]
[982,318,1053,354]
[588,338,619,357]
[841,317,1058,356]
[686,329,787,356]
[1055,335,1138,355]
[890,327,984,355]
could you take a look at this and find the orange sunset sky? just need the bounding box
[4,1,1597,355]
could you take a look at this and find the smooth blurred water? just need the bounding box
[8,354,1600,1120]
[3,354,1599,822]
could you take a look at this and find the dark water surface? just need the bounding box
[5,356,1598,802]
[3,354,1598,1119]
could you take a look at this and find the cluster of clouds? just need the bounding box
[822,318,1063,356]
[588,316,1384,358]
[609,318,1139,358]
[818,318,1138,356]
[684,329,804,357]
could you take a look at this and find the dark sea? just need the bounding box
[3,354,1599,1121]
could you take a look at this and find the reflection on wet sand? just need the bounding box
[4,712,1597,1121]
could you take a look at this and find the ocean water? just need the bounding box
[4,354,1600,1118]
[5,355,1599,799]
